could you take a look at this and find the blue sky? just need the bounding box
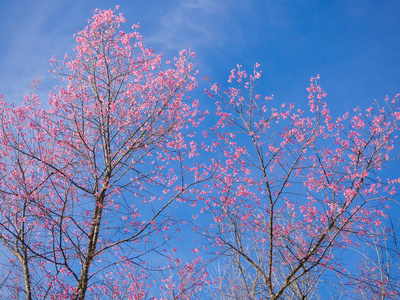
[1,0,400,113]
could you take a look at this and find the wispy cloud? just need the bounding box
[0,1,90,104]
[145,0,236,53]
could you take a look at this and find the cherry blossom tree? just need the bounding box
[199,65,400,299]
[0,7,208,299]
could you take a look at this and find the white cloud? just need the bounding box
[146,0,231,52]
[0,1,90,104]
